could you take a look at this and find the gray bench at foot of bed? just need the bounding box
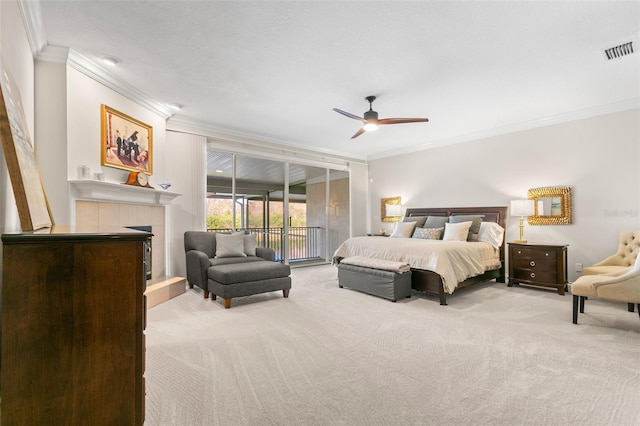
[337,263,411,302]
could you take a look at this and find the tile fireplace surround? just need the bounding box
[71,180,180,279]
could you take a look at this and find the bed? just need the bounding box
[333,206,508,305]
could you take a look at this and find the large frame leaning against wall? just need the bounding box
[0,66,54,231]
[101,104,153,174]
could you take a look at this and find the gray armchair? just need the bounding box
[184,231,290,308]
[185,231,275,293]
[184,231,215,293]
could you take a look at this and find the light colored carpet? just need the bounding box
[145,264,640,426]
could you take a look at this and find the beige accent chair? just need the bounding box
[581,230,640,276]
[572,254,640,324]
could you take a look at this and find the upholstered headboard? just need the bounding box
[404,206,507,229]
[404,206,509,261]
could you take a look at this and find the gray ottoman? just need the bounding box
[208,261,291,308]
[338,263,411,302]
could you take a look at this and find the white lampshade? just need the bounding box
[385,203,402,217]
[510,199,535,217]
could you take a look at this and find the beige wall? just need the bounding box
[368,108,640,282]
[35,60,69,223]
[348,162,368,238]
[165,131,207,278]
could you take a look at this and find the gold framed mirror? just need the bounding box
[381,196,402,222]
[527,186,573,225]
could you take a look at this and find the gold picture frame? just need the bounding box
[381,196,402,222]
[527,186,573,225]
[101,104,153,174]
[0,66,54,231]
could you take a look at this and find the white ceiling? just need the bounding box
[29,1,640,160]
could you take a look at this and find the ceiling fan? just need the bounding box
[333,95,429,139]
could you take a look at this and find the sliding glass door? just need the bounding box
[206,149,348,265]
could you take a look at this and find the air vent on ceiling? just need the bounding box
[602,41,635,60]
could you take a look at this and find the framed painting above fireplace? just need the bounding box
[101,104,153,174]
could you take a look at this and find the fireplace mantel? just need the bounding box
[69,180,181,205]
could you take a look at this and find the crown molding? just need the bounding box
[168,115,366,166]
[368,98,640,161]
[17,0,46,56]
[18,0,69,63]
[34,44,69,64]
[65,50,174,119]
[18,0,173,119]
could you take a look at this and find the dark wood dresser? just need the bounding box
[508,242,568,295]
[1,226,149,425]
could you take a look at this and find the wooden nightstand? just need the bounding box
[508,242,568,295]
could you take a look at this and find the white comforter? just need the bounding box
[333,236,501,294]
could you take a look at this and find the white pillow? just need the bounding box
[390,221,416,238]
[243,234,257,256]
[477,222,505,249]
[215,232,247,258]
[442,221,472,242]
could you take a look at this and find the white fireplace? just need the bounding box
[70,180,180,279]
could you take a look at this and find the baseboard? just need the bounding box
[145,276,187,309]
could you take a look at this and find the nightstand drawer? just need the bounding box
[512,247,557,261]
[512,268,557,284]
[512,256,556,270]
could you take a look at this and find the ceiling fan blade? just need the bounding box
[333,108,365,122]
[379,117,429,125]
[350,127,367,139]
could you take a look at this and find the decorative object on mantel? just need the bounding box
[77,164,91,179]
[527,186,573,225]
[159,183,172,190]
[510,199,535,243]
[0,65,54,230]
[124,170,153,188]
[101,104,153,174]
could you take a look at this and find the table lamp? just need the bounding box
[510,199,535,243]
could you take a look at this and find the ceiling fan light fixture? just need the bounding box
[363,121,379,131]
[333,95,428,138]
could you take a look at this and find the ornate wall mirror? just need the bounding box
[527,186,573,225]
[381,196,402,222]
